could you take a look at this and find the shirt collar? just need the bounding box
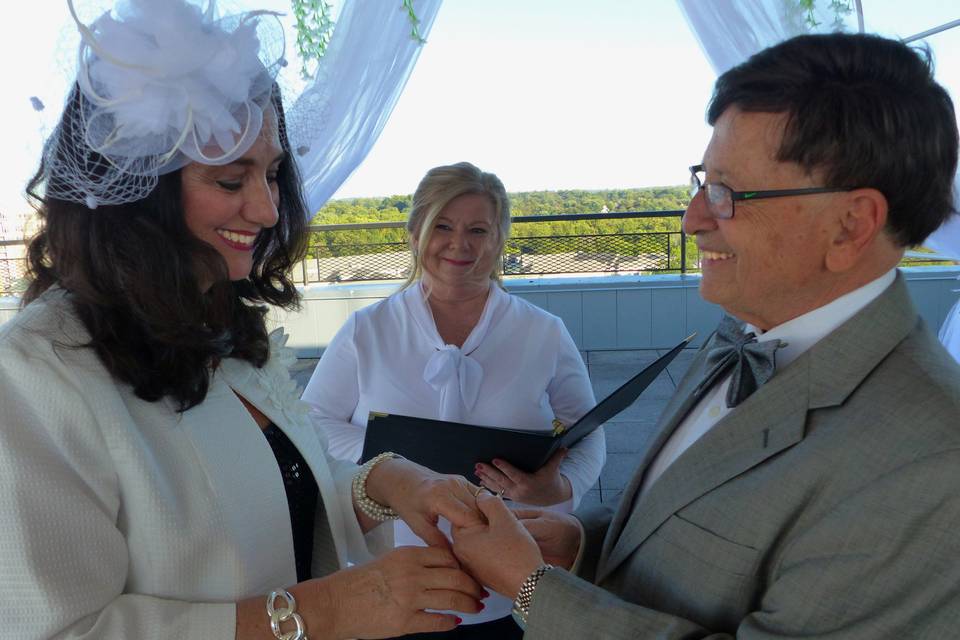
[745,269,897,369]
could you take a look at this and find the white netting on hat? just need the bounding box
[42,0,286,209]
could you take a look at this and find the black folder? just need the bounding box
[361,333,695,479]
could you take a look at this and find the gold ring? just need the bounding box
[473,486,486,498]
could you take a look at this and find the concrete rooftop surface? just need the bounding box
[290,347,697,511]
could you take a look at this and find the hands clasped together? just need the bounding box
[332,457,582,637]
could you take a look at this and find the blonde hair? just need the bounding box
[402,162,511,290]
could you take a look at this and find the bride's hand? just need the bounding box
[364,457,485,548]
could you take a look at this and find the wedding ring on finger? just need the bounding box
[473,486,503,508]
[473,486,490,507]
[473,486,504,507]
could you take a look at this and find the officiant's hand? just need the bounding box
[365,457,484,548]
[475,448,571,505]
[513,508,582,570]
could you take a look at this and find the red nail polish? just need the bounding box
[454,616,463,625]
[478,602,486,611]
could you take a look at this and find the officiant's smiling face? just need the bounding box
[416,193,499,292]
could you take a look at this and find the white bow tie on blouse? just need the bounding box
[423,345,483,422]
[408,282,506,422]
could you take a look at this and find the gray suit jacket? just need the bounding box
[525,274,960,639]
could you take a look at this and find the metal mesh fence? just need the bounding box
[2,211,958,294]
[298,242,411,283]
[0,244,28,296]
[504,232,681,275]
[296,211,697,283]
[295,231,690,283]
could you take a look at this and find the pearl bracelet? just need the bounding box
[352,452,402,521]
[267,588,307,640]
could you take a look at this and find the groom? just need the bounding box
[451,32,960,638]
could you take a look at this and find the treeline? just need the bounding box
[310,186,689,225]
[308,186,693,266]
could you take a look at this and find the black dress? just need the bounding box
[263,422,319,582]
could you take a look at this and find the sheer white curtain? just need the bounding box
[676,0,832,75]
[289,0,442,214]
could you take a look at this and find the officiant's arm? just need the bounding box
[475,318,605,507]
[302,314,366,463]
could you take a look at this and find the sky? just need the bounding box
[0,0,958,225]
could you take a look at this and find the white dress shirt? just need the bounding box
[302,281,605,623]
[640,269,897,497]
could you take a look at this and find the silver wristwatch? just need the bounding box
[511,564,555,628]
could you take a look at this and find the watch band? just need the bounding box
[511,564,555,628]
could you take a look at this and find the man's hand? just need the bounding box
[451,493,544,599]
[513,508,582,570]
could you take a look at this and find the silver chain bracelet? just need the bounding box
[266,588,308,640]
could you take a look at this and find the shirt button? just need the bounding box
[709,405,721,418]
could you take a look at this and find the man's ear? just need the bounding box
[824,188,889,273]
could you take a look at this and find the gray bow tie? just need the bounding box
[694,315,783,408]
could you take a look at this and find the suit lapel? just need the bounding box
[598,360,809,581]
[598,343,714,567]
[596,273,918,583]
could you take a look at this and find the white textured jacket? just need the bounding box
[0,289,388,639]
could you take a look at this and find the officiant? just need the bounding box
[302,161,606,637]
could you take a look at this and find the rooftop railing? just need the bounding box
[2,210,957,295]
[296,210,694,284]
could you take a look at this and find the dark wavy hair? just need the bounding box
[23,84,308,411]
[708,32,958,247]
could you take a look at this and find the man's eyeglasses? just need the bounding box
[688,164,855,220]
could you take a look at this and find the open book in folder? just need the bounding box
[361,333,695,479]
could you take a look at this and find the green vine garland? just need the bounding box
[290,0,427,79]
[797,0,854,31]
[291,0,335,80]
[402,0,427,44]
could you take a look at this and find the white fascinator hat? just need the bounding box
[42,0,287,209]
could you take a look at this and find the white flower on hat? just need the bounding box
[47,0,284,208]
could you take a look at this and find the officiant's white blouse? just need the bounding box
[0,289,388,639]
[303,282,604,624]
[303,282,604,505]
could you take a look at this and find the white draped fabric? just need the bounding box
[676,0,841,76]
[289,0,442,214]
[677,0,960,360]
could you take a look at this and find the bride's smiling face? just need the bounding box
[180,110,285,282]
